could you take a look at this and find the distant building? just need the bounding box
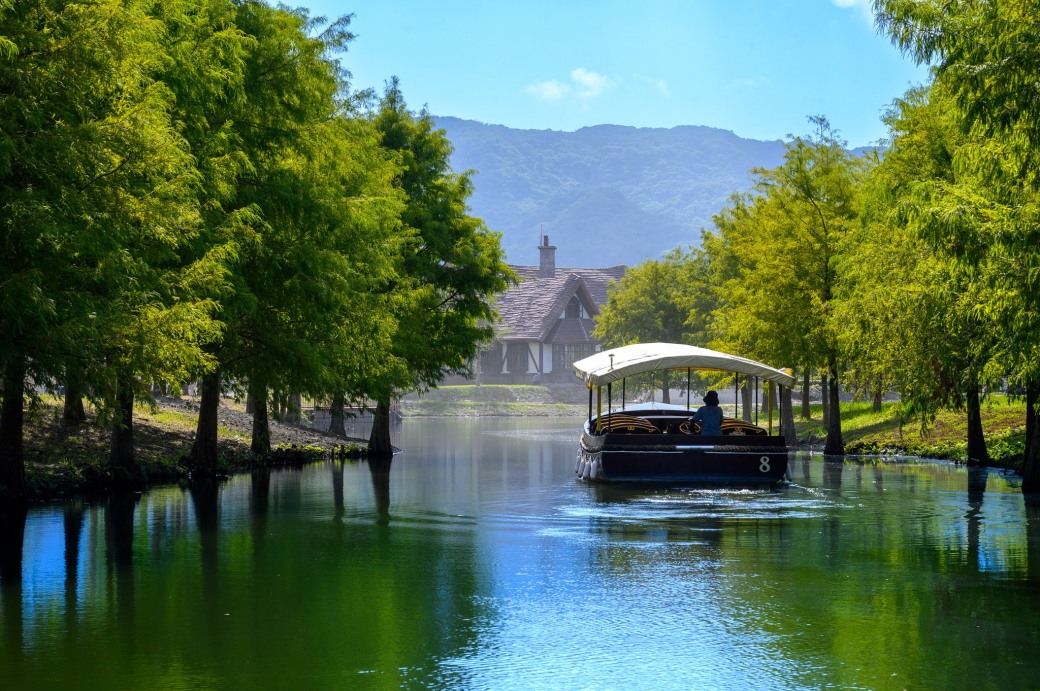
[465,235,626,385]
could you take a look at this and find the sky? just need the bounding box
[301,0,930,148]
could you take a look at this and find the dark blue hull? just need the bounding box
[577,429,789,484]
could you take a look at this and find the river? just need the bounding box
[2,416,1039,689]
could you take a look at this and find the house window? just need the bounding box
[479,344,503,374]
[506,342,529,373]
[562,296,587,319]
[553,343,596,371]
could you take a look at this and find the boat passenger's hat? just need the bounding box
[703,390,719,406]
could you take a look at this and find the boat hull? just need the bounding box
[578,430,788,484]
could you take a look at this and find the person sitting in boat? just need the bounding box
[690,390,723,435]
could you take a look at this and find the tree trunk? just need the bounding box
[190,369,221,474]
[740,383,753,422]
[1026,380,1036,462]
[62,365,86,426]
[368,398,394,458]
[329,393,347,437]
[661,371,670,405]
[965,383,989,467]
[801,369,811,419]
[288,393,302,425]
[1023,379,1040,494]
[108,375,139,483]
[781,385,796,445]
[0,356,27,499]
[872,385,883,414]
[249,376,270,456]
[821,372,830,427]
[823,361,844,456]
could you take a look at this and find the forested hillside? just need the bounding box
[436,117,786,267]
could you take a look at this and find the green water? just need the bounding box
[2,416,1039,689]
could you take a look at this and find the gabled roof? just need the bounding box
[495,272,602,342]
[510,265,626,306]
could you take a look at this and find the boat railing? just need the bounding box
[592,412,770,437]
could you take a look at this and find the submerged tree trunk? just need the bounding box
[1023,379,1040,494]
[368,399,394,458]
[329,393,347,437]
[249,376,270,456]
[823,360,844,456]
[0,356,27,499]
[801,369,811,419]
[108,375,139,483]
[965,383,989,467]
[190,369,221,474]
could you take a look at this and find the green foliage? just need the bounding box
[594,248,701,347]
[704,117,867,372]
[367,80,516,401]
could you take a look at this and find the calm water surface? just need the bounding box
[3,416,1040,690]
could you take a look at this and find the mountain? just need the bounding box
[435,116,788,268]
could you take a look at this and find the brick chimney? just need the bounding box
[538,234,556,278]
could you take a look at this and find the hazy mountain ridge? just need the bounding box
[435,116,788,267]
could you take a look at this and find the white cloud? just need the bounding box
[526,67,617,103]
[526,79,571,101]
[832,0,874,22]
[636,73,670,98]
[570,67,617,99]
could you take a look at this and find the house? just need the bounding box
[470,236,626,384]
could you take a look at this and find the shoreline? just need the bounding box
[8,395,1025,503]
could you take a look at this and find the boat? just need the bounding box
[572,342,796,484]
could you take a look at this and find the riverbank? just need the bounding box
[19,396,364,501]
[13,387,1028,501]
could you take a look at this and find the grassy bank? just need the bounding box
[402,384,588,417]
[792,396,1027,470]
[17,396,362,501]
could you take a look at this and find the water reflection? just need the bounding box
[1,422,1039,689]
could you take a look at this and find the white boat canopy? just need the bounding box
[572,342,796,388]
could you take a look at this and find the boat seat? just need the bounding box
[721,419,768,436]
[599,414,659,433]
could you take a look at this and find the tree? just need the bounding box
[705,117,866,454]
[366,80,515,457]
[876,0,1040,486]
[0,0,216,495]
[842,84,1000,465]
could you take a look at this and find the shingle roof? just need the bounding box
[510,265,626,306]
[494,263,627,342]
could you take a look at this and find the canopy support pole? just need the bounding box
[596,386,602,433]
[588,384,593,425]
[755,376,759,426]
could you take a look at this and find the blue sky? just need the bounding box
[302,0,929,147]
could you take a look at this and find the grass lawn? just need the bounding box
[793,395,1027,469]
